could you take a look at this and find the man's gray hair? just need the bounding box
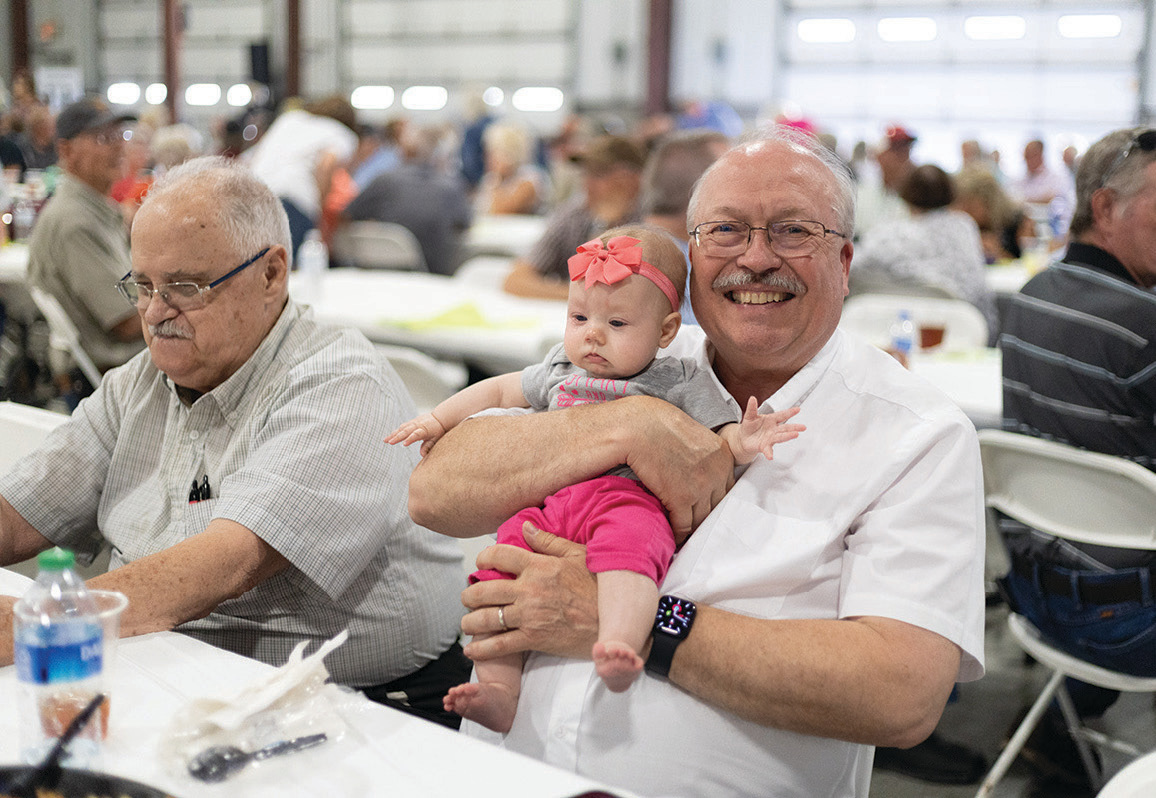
[140,155,293,264]
[1069,127,1156,238]
[687,125,856,237]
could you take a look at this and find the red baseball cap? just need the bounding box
[884,124,917,147]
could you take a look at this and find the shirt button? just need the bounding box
[189,430,200,441]
[554,726,568,740]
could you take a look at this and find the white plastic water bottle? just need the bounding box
[888,309,915,367]
[13,547,106,764]
[297,228,328,304]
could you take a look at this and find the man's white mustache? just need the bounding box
[149,320,193,339]
[712,272,806,295]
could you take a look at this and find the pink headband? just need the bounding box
[566,235,680,312]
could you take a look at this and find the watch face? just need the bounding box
[655,596,696,636]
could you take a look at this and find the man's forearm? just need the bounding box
[409,403,633,537]
[668,608,961,748]
[86,519,289,638]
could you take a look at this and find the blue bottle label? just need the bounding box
[15,634,102,685]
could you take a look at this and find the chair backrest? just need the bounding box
[376,344,467,413]
[840,293,989,351]
[331,221,427,271]
[28,286,103,389]
[978,429,1156,551]
[0,400,68,472]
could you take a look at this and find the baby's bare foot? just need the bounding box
[593,640,644,693]
[444,682,518,733]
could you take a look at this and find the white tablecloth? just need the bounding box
[910,348,1002,429]
[0,568,627,798]
[290,269,566,375]
[984,261,1032,296]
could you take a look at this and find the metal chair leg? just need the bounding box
[975,669,1064,798]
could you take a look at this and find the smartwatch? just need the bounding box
[644,595,697,679]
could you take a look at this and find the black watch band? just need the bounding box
[644,595,696,679]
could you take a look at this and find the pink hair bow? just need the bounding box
[567,235,679,311]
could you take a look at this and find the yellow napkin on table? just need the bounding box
[383,301,537,331]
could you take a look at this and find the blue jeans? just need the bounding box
[1002,562,1156,717]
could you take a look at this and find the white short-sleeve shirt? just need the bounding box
[465,326,986,798]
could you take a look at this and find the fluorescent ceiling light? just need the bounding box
[877,17,937,43]
[797,18,855,44]
[1058,14,1121,39]
[185,83,221,106]
[511,87,564,113]
[401,85,448,111]
[965,15,1026,41]
[145,83,167,105]
[226,84,253,107]
[106,82,140,106]
[483,86,505,107]
[351,85,394,110]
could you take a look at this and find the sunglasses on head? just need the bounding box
[1099,129,1156,188]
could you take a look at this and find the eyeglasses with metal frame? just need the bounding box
[1099,129,1156,189]
[116,247,271,312]
[689,219,848,255]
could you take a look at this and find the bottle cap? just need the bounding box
[37,546,76,571]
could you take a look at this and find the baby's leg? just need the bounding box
[592,570,660,692]
[443,635,523,733]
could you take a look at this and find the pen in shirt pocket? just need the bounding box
[188,474,212,503]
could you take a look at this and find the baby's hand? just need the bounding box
[737,398,805,462]
[386,413,447,456]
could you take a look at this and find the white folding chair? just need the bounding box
[376,344,467,413]
[28,286,103,390]
[0,400,68,579]
[974,430,1156,797]
[331,221,427,271]
[840,293,989,352]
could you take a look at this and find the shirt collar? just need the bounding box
[1063,241,1138,286]
[690,327,841,414]
[166,299,300,417]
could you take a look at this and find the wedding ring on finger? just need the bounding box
[497,605,509,632]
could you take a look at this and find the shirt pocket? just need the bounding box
[181,497,220,538]
[666,497,839,618]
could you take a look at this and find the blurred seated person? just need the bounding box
[342,124,472,276]
[640,129,729,324]
[0,112,27,180]
[954,166,1035,263]
[111,124,154,226]
[851,164,997,334]
[351,118,407,190]
[503,134,645,299]
[474,122,547,216]
[245,95,359,258]
[0,156,470,727]
[18,103,57,172]
[27,97,144,370]
[854,125,916,241]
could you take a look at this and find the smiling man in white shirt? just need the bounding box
[409,127,986,797]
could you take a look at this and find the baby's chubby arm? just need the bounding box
[717,398,805,466]
[386,371,530,456]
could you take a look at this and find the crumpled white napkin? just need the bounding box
[160,630,352,779]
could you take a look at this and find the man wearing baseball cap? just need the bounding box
[503,133,645,299]
[28,97,144,378]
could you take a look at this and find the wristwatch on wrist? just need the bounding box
[645,595,697,679]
